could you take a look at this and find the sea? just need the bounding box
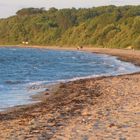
[0,47,140,111]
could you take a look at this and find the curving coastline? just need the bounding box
[0,46,140,139]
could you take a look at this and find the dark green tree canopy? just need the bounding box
[0,5,140,48]
[16,8,46,16]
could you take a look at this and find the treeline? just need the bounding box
[0,5,140,48]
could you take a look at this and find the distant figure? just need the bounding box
[22,40,29,45]
[77,46,83,50]
[80,46,83,49]
[77,46,80,50]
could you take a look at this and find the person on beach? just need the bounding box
[77,46,83,50]
[80,46,83,49]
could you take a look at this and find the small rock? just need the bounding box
[109,123,115,127]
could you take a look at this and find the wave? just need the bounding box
[25,67,140,91]
[26,80,50,90]
[5,80,23,85]
[25,75,106,91]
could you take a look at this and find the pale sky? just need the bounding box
[0,0,140,18]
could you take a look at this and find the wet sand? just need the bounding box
[0,46,140,140]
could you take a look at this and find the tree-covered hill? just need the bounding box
[0,5,140,48]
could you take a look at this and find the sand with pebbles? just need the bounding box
[0,47,140,140]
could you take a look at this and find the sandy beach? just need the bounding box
[0,46,140,140]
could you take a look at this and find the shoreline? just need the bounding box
[1,71,140,114]
[1,45,140,113]
[0,46,140,139]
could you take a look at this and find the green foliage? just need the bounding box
[133,36,140,49]
[0,5,140,48]
[16,8,45,16]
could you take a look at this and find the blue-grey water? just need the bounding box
[0,47,140,111]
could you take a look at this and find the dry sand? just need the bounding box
[0,46,140,140]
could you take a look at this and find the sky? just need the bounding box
[0,0,140,18]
